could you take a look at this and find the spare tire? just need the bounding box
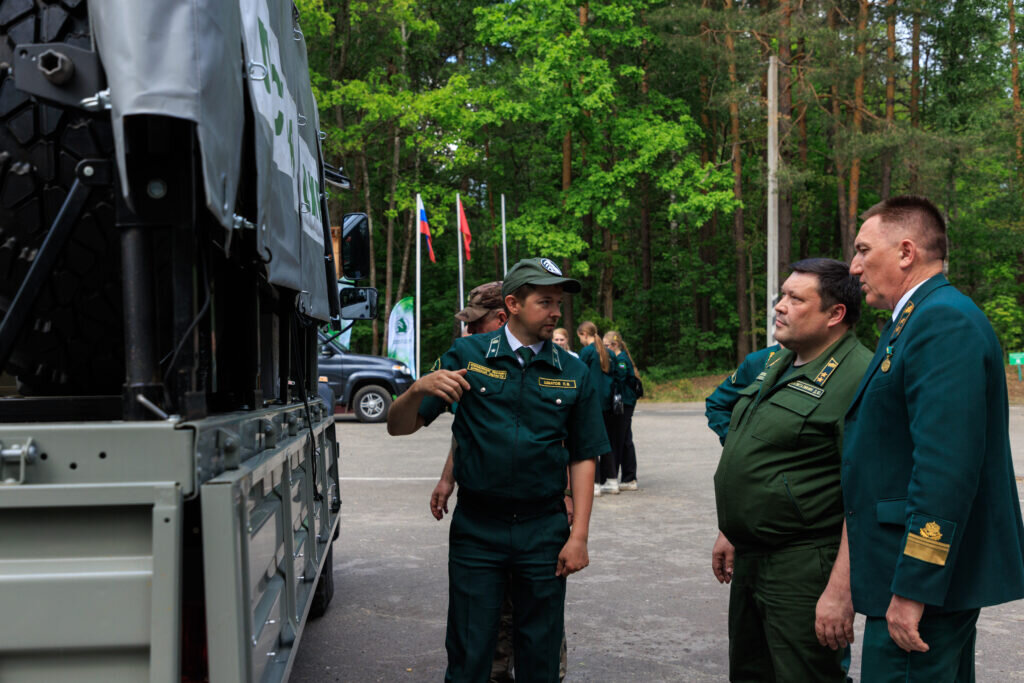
[0,0,124,395]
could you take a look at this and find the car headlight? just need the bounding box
[392,364,412,376]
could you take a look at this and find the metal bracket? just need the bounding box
[0,438,39,486]
[12,43,105,110]
[0,159,113,372]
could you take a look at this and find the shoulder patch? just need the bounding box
[430,357,441,372]
[539,377,576,389]
[789,380,825,398]
[467,361,507,380]
[813,357,840,387]
[766,351,784,369]
[755,371,766,381]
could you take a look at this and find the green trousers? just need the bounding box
[729,542,848,683]
[446,497,569,683]
[861,609,979,682]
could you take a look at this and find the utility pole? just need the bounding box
[766,56,779,347]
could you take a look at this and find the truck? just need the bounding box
[0,1,374,680]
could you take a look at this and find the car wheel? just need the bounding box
[352,385,391,423]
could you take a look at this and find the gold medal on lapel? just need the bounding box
[881,358,891,373]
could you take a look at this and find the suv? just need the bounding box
[318,333,413,423]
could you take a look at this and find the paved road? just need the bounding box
[291,403,1024,682]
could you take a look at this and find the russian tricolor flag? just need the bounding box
[417,194,436,263]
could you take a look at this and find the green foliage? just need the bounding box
[299,0,1024,368]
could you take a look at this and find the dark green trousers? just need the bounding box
[861,609,979,682]
[729,542,848,683]
[446,497,569,683]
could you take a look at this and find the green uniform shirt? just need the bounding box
[419,326,609,499]
[612,351,638,406]
[714,330,871,551]
[578,343,613,411]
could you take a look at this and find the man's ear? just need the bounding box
[504,294,520,315]
[898,238,917,269]
[826,303,847,329]
[495,310,509,324]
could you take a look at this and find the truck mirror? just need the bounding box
[341,213,371,281]
[320,344,336,358]
[340,287,378,320]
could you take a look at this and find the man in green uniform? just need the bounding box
[388,257,608,683]
[712,258,871,682]
[842,196,1024,681]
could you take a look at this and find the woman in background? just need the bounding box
[552,328,578,358]
[605,330,639,491]
[577,321,619,496]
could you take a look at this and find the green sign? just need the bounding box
[1011,352,1024,382]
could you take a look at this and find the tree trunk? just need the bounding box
[829,6,849,262]
[395,153,420,303]
[880,0,897,199]
[844,0,868,262]
[359,150,379,355]
[1011,0,1023,168]
[910,7,921,191]
[778,0,793,274]
[725,0,751,361]
[383,122,400,348]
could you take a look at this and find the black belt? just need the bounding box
[456,489,564,519]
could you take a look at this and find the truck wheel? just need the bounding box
[352,384,390,423]
[308,544,334,619]
[0,0,124,395]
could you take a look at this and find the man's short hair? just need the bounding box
[859,195,947,261]
[789,258,862,327]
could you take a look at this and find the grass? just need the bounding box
[639,365,1024,405]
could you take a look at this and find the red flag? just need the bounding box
[458,197,472,261]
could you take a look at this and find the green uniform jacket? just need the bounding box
[714,331,871,551]
[843,274,1024,615]
[706,345,781,445]
[578,343,613,412]
[419,326,609,499]
[613,351,638,407]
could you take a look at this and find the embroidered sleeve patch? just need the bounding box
[539,377,576,389]
[789,381,825,398]
[430,358,441,372]
[467,362,507,380]
[903,518,952,566]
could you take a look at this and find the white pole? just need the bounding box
[501,193,508,276]
[415,193,422,379]
[766,55,779,347]
[457,193,466,335]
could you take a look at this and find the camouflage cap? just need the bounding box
[455,281,504,322]
[501,258,581,296]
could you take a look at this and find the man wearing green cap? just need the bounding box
[389,257,609,682]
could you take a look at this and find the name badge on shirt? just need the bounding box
[467,362,507,380]
[539,377,576,389]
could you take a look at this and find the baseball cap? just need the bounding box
[455,281,504,322]
[501,258,581,296]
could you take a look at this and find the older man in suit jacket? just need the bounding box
[839,195,1024,681]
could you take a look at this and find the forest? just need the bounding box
[300,0,1024,373]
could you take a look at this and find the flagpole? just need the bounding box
[501,193,508,276]
[456,192,465,335]
[415,193,422,379]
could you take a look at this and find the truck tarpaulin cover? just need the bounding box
[88,0,332,321]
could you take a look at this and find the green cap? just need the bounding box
[501,258,581,296]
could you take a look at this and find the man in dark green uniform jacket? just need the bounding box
[843,196,1024,682]
[388,257,609,683]
[712,258,872,682]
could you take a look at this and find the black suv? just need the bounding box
[317,332,414,422]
